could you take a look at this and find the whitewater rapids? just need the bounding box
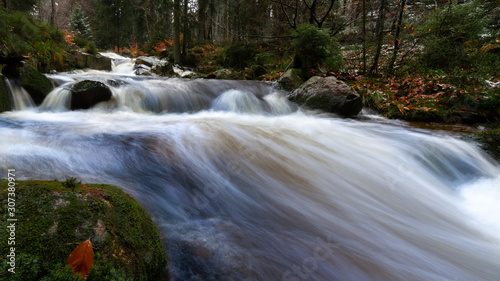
[0,66,499,280]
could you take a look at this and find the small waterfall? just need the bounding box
[4,78,36,110]
[39,87,72,112]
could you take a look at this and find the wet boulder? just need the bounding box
[277,69,303,91]
[70,80,112,110]
[288,76,362,116]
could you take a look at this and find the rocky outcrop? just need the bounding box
[0,180,168,280]
[68,51,112,71]
[288,76,363,116]
[152,62,175,76]
[2,62,53,105]
[277,69,303,91]
[70,80,112,110]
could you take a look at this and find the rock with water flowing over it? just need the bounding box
[277,69,303,91]
[288,76,363,116]
[2,62,53,105]
[70,80,112,110]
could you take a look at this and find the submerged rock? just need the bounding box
[0,180,168,280]
[70,80,112,110]
[288,76,363,116]
[277,69,303,91]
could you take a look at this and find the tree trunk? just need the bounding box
[387,0,406,74]
[182,0,188,55]
[308,0,317,25]
[50,0,56,26]
[197,0,208,41]
[173,0,181,63]
[362,0,367,73]
[368,0,386,76]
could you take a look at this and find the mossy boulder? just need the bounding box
[288,76,363,116]
[0,180,168,281]
[2,62,53,105]
[0,75,12,112]
[70,80,113,110]
[277,69,303,91]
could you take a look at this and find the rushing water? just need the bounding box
[1,56,499,280]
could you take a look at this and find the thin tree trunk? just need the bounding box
[198,0,208,41]
[387,0,406,74]
[362,0,367,73]
[173,0,181,63]
[368,0,386,76]
[50,0,56,26]
[308,0,317,25]
[182,0,188,55]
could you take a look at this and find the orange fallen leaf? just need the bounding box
[66,239,95,277]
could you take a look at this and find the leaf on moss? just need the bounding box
[66,239,95,277]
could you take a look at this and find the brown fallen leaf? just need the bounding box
[66,239,95,277]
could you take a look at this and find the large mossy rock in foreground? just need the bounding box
[0,180,167,281]
[288,76,363,116]
[0,75,12,112]
[70,80,113,110]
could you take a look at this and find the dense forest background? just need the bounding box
[1,0,498,73]
[1,0,500,124]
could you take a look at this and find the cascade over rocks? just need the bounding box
[288,76,363,116]
[1,62,53,105]
[70,80,112,110]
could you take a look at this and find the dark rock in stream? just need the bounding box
[288,76,363,116]
[70,80,113,110]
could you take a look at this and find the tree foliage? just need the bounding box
[69,4,92,39]
[292,24,343,78]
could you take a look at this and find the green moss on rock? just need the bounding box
[18,63,53,105]
[0,75,12,112]
[0,180,167,280]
